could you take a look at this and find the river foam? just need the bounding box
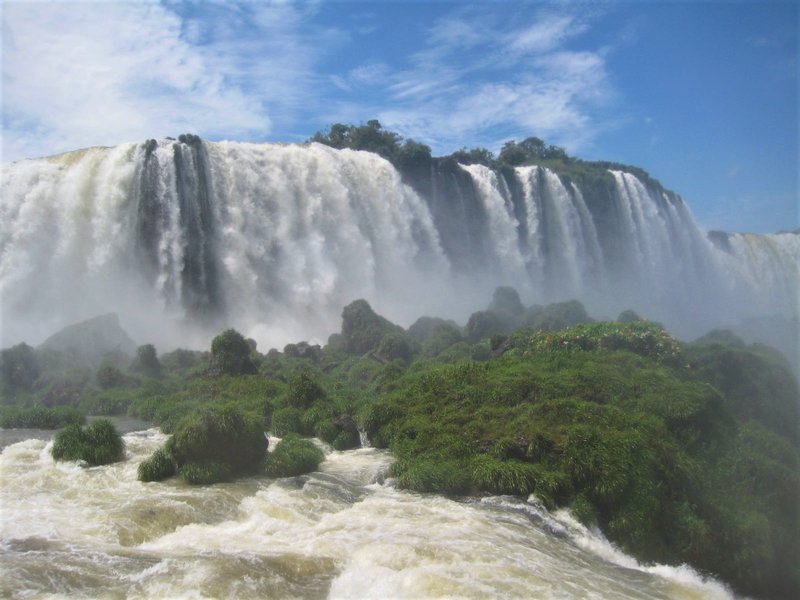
[0,429,737,599]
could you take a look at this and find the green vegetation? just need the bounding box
[264,434,325,477]
[130,344,162,378]
[360,318,798,598]
[166,404,267,483]
[0,405,84,429]
[179,461,233,485]
[310,121,664,190]
[51,419,125,466]
[5,286,798,598]
[1,342,40,395]
[309,120,432,172]
[339,299,405,355]
[209,329,257,376]
[137,446,175,482]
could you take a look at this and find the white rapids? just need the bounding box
[0,429,736,599]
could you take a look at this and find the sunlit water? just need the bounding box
[0,428,735,599]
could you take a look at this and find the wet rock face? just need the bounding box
[38,313,137,366]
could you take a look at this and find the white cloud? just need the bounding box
[349,62,390,85]
[1,1,333,162]
[506,14,583,54]
[362,7,612,154]
[2,1,614,162]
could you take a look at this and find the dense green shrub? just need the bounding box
[471,456,544,496]
[160,348,207,374]
[0,405,84,429]
[524,300,592,331]
[369,337,799,598]
[179,461,233,485]
[286,372,326,408]
[683,335,799,441]
[96,362,124,389]
[314,418,339,444]
[51,419,125,466]
[0,342,40,394]
[271,407,304,436]
[209,329,257,376]
[376,332,413,362]
[392,455,471,494]
[511,322,681,365]
[130,344,162,378]
[264,434,325,477]
[138,447,176,482]
[168,405,266,480]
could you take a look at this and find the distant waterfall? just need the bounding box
[1,138,797,349]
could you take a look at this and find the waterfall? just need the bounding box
[514,165,604,299]
[1,138,797,350]
[457,163,526,277]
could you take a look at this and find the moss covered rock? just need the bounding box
[264,434,325,477]
[168,405,267,483]
[179,461,233,485]
[51,419,124,466]
[138,447,176,482]
[341,299,404,355]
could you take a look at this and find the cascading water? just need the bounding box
[1,140,453,349]
[514,165,604,299]
[0,430,735,599]
[1,137,797,350]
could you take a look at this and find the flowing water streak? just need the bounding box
[458,163,527,278]
[1,430,735,599]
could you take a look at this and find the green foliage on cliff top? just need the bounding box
[309,120,432,171]
[310,121,665,194]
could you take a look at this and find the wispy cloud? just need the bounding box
[1,1,338,161]
[339,5,612,153]
[3,1,613,161]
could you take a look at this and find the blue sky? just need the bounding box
[2,0,797,233]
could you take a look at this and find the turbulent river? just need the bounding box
[0,428,735,599]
